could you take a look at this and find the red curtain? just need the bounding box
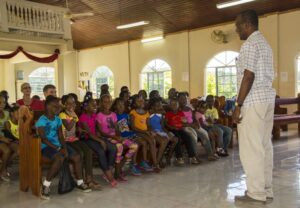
[0,47,60,63]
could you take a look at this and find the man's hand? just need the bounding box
[232,107,242,124]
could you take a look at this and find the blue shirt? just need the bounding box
[149,113,163,132]
[116,113,135,138]
[35,115,62,149]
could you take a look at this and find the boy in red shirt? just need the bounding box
[165,99,199,165]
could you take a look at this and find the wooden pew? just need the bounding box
[19,108,46,197]
[273,93,300,139]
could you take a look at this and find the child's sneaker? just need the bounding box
[139,161,153,172]
[189,157,200,165]
[41,185,51,200]
[76,183,92,193]
[175,158,185,165]
[1,175,10,182]
[130,164,142,176]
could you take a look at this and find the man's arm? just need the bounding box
[236,69,255,105]
[233,69,255,123]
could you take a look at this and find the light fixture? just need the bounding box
[216,0,256,9]
[141,36,164,43]
[116,21,149,29]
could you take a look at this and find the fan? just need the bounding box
[63,0,94,21]
[211,30,228,44]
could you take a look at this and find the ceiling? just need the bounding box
[29,0,300,49]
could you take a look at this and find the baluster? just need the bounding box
[45,10,48,30]
[38,8,41,29]
[44,10,48,30]
[20,7,24,26]
[50,12,54,31]
[27,7,31,28]
[13,3,17,26]
[36,8,39,29]
[33,7,36,29]
[24,7,28,27]
[55,13,59,31]
[40,9,44,29]
[59,12,63,32]
[6,3,11,24]
[11,3,15,26]
[16,4,20,26]
[34,8,38,29]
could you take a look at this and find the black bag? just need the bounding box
[58,160,75,194]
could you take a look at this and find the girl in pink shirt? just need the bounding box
[79,98,117,187]
[96,94,138,181]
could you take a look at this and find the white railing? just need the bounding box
[0,0,71,39]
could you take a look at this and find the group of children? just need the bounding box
[0,86,232,200]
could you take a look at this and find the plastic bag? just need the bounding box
[58,160,75,194]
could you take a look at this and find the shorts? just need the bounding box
[42,145,76,160]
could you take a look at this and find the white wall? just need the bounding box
[77,10,300,99]
[1,10,300,102]
[78,43,130,98]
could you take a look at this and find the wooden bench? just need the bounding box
[19,107,48,197]
[273,93,300,139]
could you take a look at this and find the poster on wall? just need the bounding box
[182,72,189,82]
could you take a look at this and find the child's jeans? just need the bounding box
[213,124,232,151]
[84,139,116,171]
[183,127,213,156]
[170,129,197,158]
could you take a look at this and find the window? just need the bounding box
[90,66,114,98]
[297,56,300,93]
[206,51,239,98]
[29,67,55,99]
[141,59,172,98]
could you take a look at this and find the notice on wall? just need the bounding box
[280,72,288,82]
[182,72,189,82]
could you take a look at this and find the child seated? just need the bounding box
[96,94,138,181]
[113,98,150,176]
[36,96,91,200]
[194,101,220,159]
[148,98,178,166]
[205,95,232,156]
[0,96,16,182]
[3,106,20,161]
[130,95,161,172]
[59,94,99,189]
[178,92,217,161]
[78,98,118,187]
[165,98,199,165]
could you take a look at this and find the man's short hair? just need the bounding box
[43,84,56,93]
[238,9,259,29]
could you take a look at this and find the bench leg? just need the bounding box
[19,133,30,192]
[30,138,41,197]
[272,125,280,140]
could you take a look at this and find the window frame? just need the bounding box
[28,66,55,99]
[206,51,239,98]
[90,66,114,98]
[141,59,172,98]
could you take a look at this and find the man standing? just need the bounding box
[233,10,276,204]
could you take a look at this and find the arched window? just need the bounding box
[29,67,55,99]
[297,56,300,93]
[141,59,172,98]
[206,51,239,98]
[90,66,114,98]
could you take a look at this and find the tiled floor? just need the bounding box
[1,131,300,208]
